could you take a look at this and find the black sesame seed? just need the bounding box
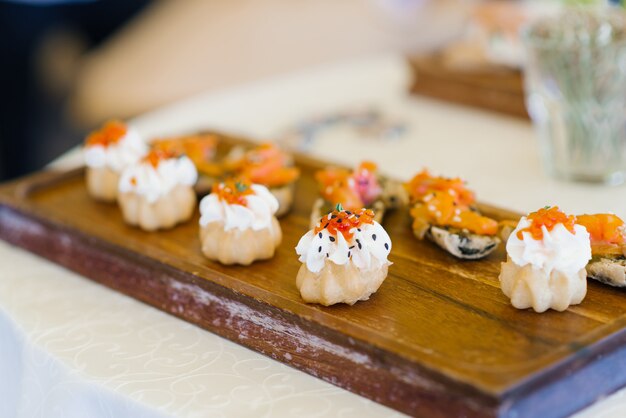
[329,236,335,242]
[372,234,377,241]
[337,219,342,223]
[318,246,322,253]
[331,214,337,219]
[349,245,355,249]
[326,253,329,258]
[318,232,322,238]
[346,211,352,215]
[324,223,329,229]
[384,243,389,250]
[348,251,351,258]
[357,228,361,232]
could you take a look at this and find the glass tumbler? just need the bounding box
[522,9,626,185]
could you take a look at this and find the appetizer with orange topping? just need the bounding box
[500,207,591,313]
[405,170,500,259]
[577,213,626,287]
[83,120,147,202]
[152,134,217,176]
[151,133,218,194]
[118,149,198,231]
[295,204,392,306]
[198,179,282,265]
[222,143,300,217]
[311,161,402,228]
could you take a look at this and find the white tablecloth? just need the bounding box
[4,54,626,417]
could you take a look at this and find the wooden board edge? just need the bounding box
[497,328,626,417]
[0,203,502,418]
[407,56,529,120]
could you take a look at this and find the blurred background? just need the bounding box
[0,0,618,181]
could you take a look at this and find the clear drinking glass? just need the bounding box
[522,9,626,185]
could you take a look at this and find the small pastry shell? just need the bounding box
[499,258,587,313]
[119,185,196,231]
[296,260,388,306]
[271,183,295,218]
[86,166,119,202]
[200,217,282,265]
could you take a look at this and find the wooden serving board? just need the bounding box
[409,54,529,120]
[2,135,626,418]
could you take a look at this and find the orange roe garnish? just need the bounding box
[404,169,475,206]
[409,191,498,236]
[228,143,300,187]
[516,206,577,240]
[212,179,254,206]
[152,134,217,167]
[576,214,625,245]
[314,205,375,241]
[143,149,177,168]
[85,120,128,148]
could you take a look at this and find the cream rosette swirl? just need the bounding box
[83,120,148,202]
[198,180,282,265]
[499,207,591,313]
[117,150,198,231]
[295,206,392,306]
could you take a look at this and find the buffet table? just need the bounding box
[2,54,626,417]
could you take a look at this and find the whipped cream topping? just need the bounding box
[506,217,591,276]
[199,184,279,231]
[118,156,197,203]
[296,221,392,273]
[84,128,147,172]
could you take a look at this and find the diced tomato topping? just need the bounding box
[314,206,375,241]
[85,120,128,148]
[228,143,300,187]
[152,134,216,167]
[212,179,254,206]
[409,191,497,236]
[405,169,475,206]
[143,149,177,168]
[577,213,625,245]
[315,161,382,210]
[516,206,576,240]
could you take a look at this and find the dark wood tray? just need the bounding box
[1,135,626,418]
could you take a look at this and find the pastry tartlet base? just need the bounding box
[118,185,196,231]
[86,166,119,202]
[200,217,282,265]
[499,258,587,313]
[270,183,295,218]
[296,260,389,306]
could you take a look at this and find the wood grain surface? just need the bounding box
[1,136,626,418]
[409,54,529,119]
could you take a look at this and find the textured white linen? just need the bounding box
[0,241,401,418]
